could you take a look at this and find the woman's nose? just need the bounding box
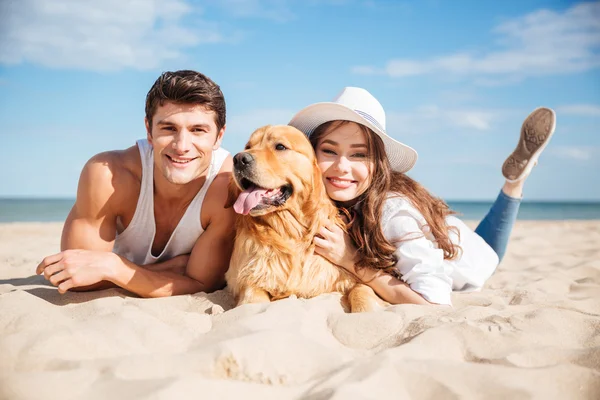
[334,156,351,173]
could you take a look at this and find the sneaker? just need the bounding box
[502,107,556,182]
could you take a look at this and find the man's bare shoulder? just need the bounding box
[202,154,234,225]
[78,146,142,208]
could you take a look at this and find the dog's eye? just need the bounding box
[275,144,288,151]
[244,144,250,150]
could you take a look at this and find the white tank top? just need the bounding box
[112,139,230,266]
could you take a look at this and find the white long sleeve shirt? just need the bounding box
[380,196,499,305]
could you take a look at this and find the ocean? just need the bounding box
[0,198,599,223]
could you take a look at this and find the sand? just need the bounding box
[1,221,599,400]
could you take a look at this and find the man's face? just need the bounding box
[146,101,224,185]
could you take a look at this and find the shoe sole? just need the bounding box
[502,107,556,182]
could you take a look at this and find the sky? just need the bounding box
[0,0,599,201]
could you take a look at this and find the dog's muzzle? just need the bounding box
[233,152,254,171]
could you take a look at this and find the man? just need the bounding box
[36,70,235,297]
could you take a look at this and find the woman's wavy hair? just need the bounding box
[309,120,461,273]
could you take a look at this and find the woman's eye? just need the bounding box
[275,144,287,151]
[352,153,367,158]
[322,149,336,155]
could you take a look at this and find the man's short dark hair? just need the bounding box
[145,70,226,131]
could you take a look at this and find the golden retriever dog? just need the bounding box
[225,125,386,313]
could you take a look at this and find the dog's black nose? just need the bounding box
[233,152,254,167]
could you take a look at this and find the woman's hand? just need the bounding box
[313,222,357,271]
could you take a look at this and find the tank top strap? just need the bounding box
[136,139,155,189]
[118,139,154,234]
[134,138,155,217]
[189,147,230,210]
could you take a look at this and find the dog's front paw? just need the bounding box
[237,287,272,306]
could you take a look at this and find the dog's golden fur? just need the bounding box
[225,125,385,312]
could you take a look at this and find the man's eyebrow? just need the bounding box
[188,123,211,129]
[320,139,367,149]
[156,120,175,125]
[156,120,211,128]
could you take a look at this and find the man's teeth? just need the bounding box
[171,158,192,164]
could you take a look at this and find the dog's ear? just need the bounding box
[225,176,241,209]
[312,158,327,203]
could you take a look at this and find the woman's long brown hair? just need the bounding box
[310,121,461,273]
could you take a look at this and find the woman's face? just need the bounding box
[315,122,374,204]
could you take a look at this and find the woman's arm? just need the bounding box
[343,262,432,305]
[315,211,453,306]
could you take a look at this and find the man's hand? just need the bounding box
[36,250,119,294]
[313,222,358,271]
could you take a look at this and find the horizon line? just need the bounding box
[1,196,600,204]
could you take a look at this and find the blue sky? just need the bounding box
[1,0,599,201]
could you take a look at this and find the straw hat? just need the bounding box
[289,87,418,172]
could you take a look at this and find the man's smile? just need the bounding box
[166,154,198,168]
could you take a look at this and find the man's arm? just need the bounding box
[105,170,236,297]
[50,152,123,291]
[38,149,228,297]
[106,211,235,297]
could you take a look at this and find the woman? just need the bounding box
[289,87,556,306]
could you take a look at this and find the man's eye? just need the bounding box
[275,144,287,151]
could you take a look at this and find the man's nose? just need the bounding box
[233,152,254,168]
[172,131,191,153]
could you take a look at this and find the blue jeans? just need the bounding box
[474,190,522,262]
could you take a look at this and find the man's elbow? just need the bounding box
[189,276,226,295]
[205,278,227,293]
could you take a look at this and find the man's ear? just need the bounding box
[224,174,241,209]
[145,118,153,144]
[213,125,226,150]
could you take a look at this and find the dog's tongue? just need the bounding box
[233,185,269,215]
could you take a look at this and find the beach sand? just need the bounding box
[1,221,599,399]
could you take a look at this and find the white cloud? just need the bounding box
[557,104,600,117]
[0,0,227,71]
[353,2,600,83]
[222,106,504,151]
[387,105,504,135]
[549,146,596,160]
